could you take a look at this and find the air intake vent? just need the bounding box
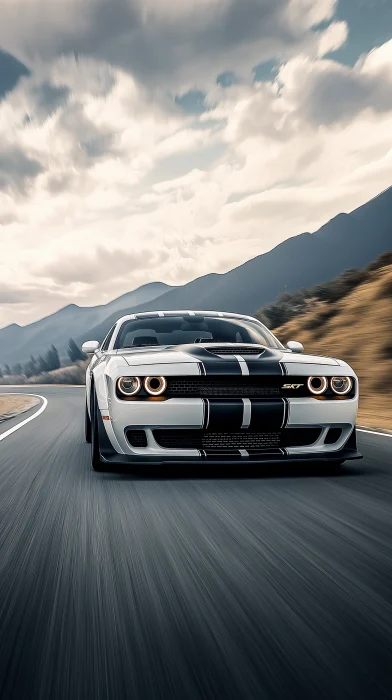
[206,346,264,356]
[127,430,148,448]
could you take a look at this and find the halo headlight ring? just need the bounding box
[307,376,328,395]
[144,376,167,396]
[330,376,353,395]
[117,376,142,396]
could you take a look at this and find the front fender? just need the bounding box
[92,356,130,412]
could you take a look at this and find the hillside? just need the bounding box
[268,257,392,431]
[1,184,392,368]
[76,185,392,345]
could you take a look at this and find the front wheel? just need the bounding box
[91,393,106,472]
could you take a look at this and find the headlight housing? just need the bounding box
[144,376,167,396]
[330,376,353,395]
[117,376,142,396]
[307,376,328,395]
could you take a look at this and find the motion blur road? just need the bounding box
[0,386,391,700]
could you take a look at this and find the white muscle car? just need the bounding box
[83,311,361,471]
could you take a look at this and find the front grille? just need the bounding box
[153,430,281,450]
[206,346,264,356]
[166,376,281,398]
[153,428,322,451]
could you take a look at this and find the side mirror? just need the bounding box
[286,340,304,354]
[82,340,100,355]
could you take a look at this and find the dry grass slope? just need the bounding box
[0,395,39,420]
[0,361,88,386]
[274,264,392,431]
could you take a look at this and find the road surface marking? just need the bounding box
[0,394,48,442]
[357,428,392,439]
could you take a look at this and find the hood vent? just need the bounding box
[206,345,265,356]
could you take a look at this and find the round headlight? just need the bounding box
[144,376,167,396]
[307,376,328,395]
[117,376,141,396]
[330,376,353,395]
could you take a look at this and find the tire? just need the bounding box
[85,399,91,443]
[91,392,106,472]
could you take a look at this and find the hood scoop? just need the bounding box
[205,345,266,356]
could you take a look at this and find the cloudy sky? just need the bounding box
[1,0,392,327]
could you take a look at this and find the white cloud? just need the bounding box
[0,0,338,90]
[1,3,392,327]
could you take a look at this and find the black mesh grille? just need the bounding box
[153,428,322,451]
[153,430,281,450]
[206,346,264,356]
[166,376,281,398]
[281,428,322,447]
[127,430,148,447]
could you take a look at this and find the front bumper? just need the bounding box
[97,404,362,466]
[102,393,360,458]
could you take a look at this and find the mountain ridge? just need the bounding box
[1,185,391,368]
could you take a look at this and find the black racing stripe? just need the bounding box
[245,448,285,458]
[205,399,244,431]
[246,358,284,376]
[179,346,242,375]
[248,399,285,431]
[202,450,242,459]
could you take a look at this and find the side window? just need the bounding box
[101,325,116,352]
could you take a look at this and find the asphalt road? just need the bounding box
[0,386,391,700]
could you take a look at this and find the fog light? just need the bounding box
[330,376,353,395]
[117,376,141,396]
[144,376,167,396]
[307,376,328,395]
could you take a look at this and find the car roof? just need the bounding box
[114,310,258,325]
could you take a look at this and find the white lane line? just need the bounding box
[357,428,392,439]
[0,394,48,442]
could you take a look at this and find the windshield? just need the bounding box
[113,315,282,350]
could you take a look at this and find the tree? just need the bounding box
[4,364,11,376]
[38,355,50,374]
[12,364,23,376]
[46,345,60,371]
[24,356,39,378]
[0,367,3,379]
[68,338,86,363]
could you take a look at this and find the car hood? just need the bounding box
[120,346,198,366]
[118,344,341,368]
[281,352,341,366]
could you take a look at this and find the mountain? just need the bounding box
[0,282,172,367]
[1,185,392,368]
[77,185,392,344]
